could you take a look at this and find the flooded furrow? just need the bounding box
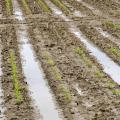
[45,0,120,84]
[12,0,63,120]
[13,0,24,21]
[0,50,6,120]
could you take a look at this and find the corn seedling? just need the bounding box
[44,52,62,80]
[47,59,55,66]
[107,80,120,97]
[95,71,104,78]
[10,49,23,103]
[75,47,92,68]
[109,47,120,59]
[51,66,62,80]
[111,89,120,97]
[5,0,12,15]
[36,0,51,12]
[21,0,31,14]
[108,81,115,89]
[51,0,69,13]
[105,21,120,30]
[44,51,72,102]
[58,84,72,103]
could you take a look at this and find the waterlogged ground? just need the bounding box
[0,0,120,120]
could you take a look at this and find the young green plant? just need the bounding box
[109,47,120,59]
[75,47,93,68]
[5,0,12,15]
[21,0,31,14]
[51,0,69,13]
[36,0,51,12]
[105,21,120,30]
[10,49,23,103]
[44,51,72,102]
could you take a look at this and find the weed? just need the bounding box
[51,0,69,13]
[21,0,31,14]
[5,0,12,15]
[36,0,51,12]
[10,49,23,103]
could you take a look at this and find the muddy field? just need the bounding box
[0,0,120,120]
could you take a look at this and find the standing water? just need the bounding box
[45,0,120,84]
[0,49,6,120]
[12,0,62,120]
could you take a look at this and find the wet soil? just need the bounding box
[0,0,2,16]
[1,0,120,119]
[81,0,120,19]
[61,0,94,17]
[1,0,7,16]
[54,0,120,68]
[24,0,42,14]
[18,0,42,14]
[102,21,120,39]
[0,25,35,120]
[77,23,120,65]
[27,16,120,120]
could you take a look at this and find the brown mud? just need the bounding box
[0,0,120,119]
[0,25,35,120]
[27,16,120,120]
[83,0,120,18]
[102,21,120,39]
[77,23,120,65]
[55,0,120,67]
[61,0,94,17]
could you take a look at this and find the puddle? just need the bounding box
[13,0,24,21]
[0,50,6,120]
[12,0,63,120]
[73,10,84,17]
[17,27,62,120]
[95,27,120,47]
[45,0,120,85]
